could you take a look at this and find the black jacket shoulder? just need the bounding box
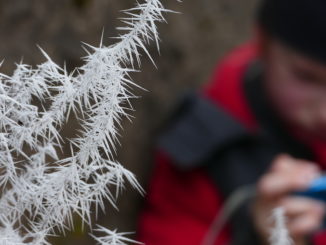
[158,93,251,170]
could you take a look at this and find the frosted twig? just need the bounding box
[269,207,293,245]
[91,225,142,245]
[0,0,171,244]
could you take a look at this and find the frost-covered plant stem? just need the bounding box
[0,0,171,244]
[270,207,293,245]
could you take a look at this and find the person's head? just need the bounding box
[256,0,326,140]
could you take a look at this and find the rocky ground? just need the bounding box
[0,0,258,244]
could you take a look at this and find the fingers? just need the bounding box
[280,197,326,237]
[259,170,318,198]
[258,155,321,199]
[289,214,323,238]
[280,197,325,218]
[271,154,318,173]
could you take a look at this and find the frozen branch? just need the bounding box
[269,207,293,245]
[0,0,171,244]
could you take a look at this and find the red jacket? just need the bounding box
[138,42,326,245]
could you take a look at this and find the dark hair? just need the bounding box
[257,0,326,63]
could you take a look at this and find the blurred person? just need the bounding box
[137,0,326,244]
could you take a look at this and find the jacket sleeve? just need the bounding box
[312,231,326,244]
[137,151,230,245]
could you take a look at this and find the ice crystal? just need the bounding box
[0,0,171,244]
[270,207,293,245]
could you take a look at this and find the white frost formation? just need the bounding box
[91,225,141,245]
[269,207,293,245]
[0,0,170,244]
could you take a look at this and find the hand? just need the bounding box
[252,154,326,245]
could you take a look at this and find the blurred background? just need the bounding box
[0,0,259,243]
